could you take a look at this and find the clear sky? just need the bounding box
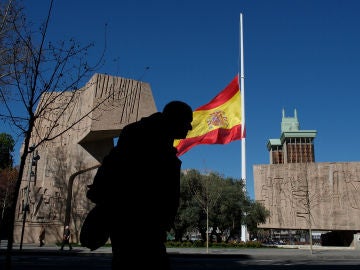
[5,0,360,199]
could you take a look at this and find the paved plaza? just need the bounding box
[1,242,360,269]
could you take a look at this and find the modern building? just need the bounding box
[14,73,157,244]
[267,109,317,164]
[254,109,360,246]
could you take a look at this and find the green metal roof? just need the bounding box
[267,109,317,151]
[280,130,317,140]
[267,139,282,151]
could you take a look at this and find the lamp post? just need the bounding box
[19,145,40,250]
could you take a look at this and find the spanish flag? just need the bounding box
[174,75,244,156]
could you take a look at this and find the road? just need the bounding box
[1,243,360,269]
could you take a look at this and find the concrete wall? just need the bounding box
[14,74,157,244]
[254,162,360,230]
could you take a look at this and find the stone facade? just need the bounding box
[14,73,157,244]
[254,162,360,230]
[255,109,360,236]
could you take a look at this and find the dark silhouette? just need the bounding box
[90,101,193,269]
[80,202,110,251]
[60,225,72,251]
[38,225,46,247]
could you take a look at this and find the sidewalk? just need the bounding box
[1,242,359,260]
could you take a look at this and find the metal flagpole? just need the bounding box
[239,12,249,242]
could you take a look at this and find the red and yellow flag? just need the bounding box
[174,75,244,156]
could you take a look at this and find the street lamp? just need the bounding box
[19,145,40,250]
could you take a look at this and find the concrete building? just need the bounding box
[14,73,157,244]
[267,109,316,164]
[254,109,360,245]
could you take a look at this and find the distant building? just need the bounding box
[254,109,360,245]
[14,73,157,244]
[267,109,316,164]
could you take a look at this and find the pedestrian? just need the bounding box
[89,101,192,269]
[38,225,46,247]
[60,225,72,251]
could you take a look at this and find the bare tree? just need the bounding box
[0,0,110,266]
[46,147,97,243]
[0,0,20,87]
[293,162,322,254]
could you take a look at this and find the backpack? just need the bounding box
[80,204,110,250]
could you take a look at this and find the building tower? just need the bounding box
[254,109,360,246]
[266,109,317,164]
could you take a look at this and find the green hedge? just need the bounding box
[165,240,264,248]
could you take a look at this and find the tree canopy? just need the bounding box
[0,132,15,169]
[172,169,269,242]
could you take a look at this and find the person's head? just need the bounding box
[162,101,193,139]
[65,225,69,229]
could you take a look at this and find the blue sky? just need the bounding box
[5,0,360,199]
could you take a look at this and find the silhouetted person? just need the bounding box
[38,225,46,247]
[60,225,72,251]
[95,101,193,269]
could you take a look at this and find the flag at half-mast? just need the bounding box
[174,75,245,156]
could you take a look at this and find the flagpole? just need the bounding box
[239,12,249,242]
